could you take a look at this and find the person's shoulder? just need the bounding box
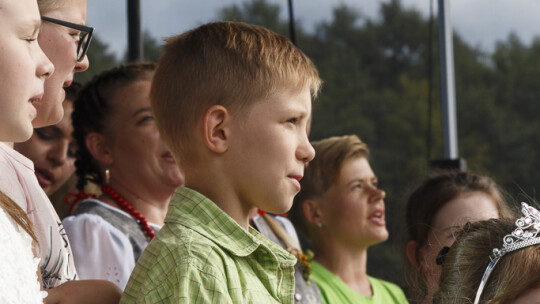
[144,223,228,271]
[123,226,231,304]
[368,276,408,303]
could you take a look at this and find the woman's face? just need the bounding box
[33,0,89,128]
[318,157,388,249]
[105,81,184,195]
[15,101,76,196]
[419,192,500,299]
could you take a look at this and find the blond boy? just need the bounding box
[120,22,321,303]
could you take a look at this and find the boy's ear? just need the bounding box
[302,199,323,226]
[405,240,420,269]
[202,105,229,154]
[85,132,114,166]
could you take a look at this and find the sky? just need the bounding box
[86,0,540,58]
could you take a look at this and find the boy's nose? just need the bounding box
[297,136,315,165]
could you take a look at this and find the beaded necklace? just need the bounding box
[100,185,155,240]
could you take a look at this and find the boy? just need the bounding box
[121,21,321,303]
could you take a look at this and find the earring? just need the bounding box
[317,222,322,228]
[105,169,110,185]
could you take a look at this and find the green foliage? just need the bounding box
[75,31,163,84]
[121,30,163,63]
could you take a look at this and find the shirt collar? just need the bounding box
[166,187,264,257]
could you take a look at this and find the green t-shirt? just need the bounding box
[311,261,408,304]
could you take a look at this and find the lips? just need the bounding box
[368,209,386,226]
[288,175,303,191]
[29,93,43,103]
[161,151,176,164]
[28,93,43,118]
[35,168,53,188]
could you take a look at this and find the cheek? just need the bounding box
[326,197,361,224]
[418,244,441,281]
[42,36,75,75]
[21,140,47,161]
[340,196,365,218]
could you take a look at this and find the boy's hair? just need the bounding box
[290,134,369,236]
[151,21,322,163]
[72,62,156,190]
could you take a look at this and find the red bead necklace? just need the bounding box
[101,185,155,240]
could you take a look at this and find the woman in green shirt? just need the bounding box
[290,135,408,304]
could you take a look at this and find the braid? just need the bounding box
[72,62,157,191]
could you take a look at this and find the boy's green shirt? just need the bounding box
[120,187,297,304]
[311,261,409,304]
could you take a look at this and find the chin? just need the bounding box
[266,201,293,215]
[46,107,64,126]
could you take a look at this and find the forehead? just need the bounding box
[246,86,312,116]
[43,0,87,23]
[432,192,499,232]
[336,157,372,183]
[110,81,151,114]
[0,0,41,24]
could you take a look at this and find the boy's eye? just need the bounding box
[286,118,298,124]
[24,34,39,43]
[137,116,154,124]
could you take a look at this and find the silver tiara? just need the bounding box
[474,202,540,304]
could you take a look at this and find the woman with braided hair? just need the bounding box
[62,62,184,290]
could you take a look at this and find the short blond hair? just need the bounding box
[151,21,322,163]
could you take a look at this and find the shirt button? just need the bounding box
[295,293,302,301]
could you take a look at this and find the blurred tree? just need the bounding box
[74,34,117,83]
[122,30,163,63]
[218,0,288,35]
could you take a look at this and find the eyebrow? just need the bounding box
[346,177,377,186]
[131,107,152,118]
[20,17,41,36]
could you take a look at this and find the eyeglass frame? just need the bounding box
[41,16,94,62]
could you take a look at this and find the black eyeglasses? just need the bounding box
[41,16,94,62]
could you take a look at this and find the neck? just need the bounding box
[1,142,14,148]
[100,179,171,225]
[185,167,252,231]
[314,236,372,296]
